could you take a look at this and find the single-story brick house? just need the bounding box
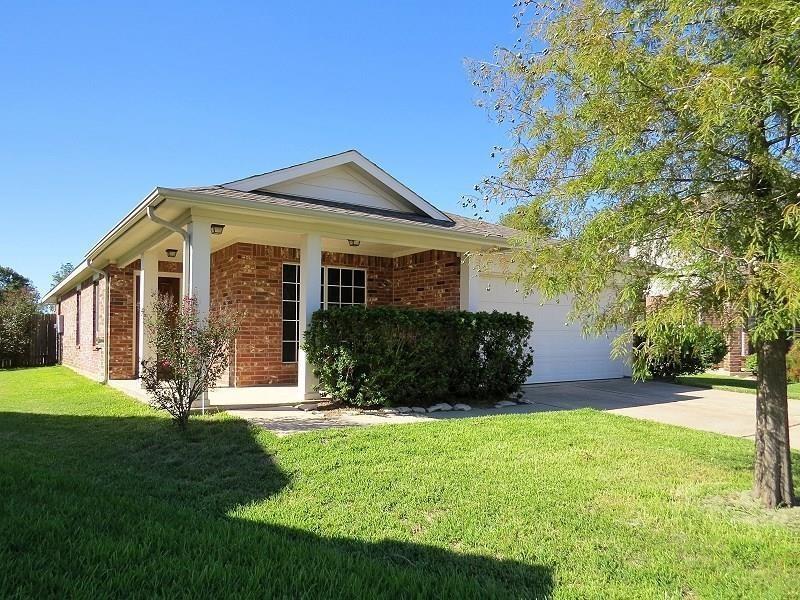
[43,150,629,403]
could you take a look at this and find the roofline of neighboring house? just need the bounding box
[42,187,511,304]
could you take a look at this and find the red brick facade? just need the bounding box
[211,243,301,386]
[211,244,460,386]
[107,262,139,379]
[57,243,461,386]
[57,274,106,378]
[392,250,461,309]
[719,325,749,373]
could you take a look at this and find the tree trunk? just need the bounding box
[753,338,795,508]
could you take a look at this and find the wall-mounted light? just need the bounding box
[165,248,178,258]
[347,239,361,247]
[210,223,225,235]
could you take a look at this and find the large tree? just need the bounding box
[472,0,799,507]
[0,266,39,364]
[51,262,74,288]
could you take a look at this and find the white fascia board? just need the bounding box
[222,150,452,223]
[162,187,510,250]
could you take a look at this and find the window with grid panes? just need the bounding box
[321,267,366,308]
[281,264,300,362]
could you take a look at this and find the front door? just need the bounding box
[158,276,180,305]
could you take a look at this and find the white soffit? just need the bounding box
[222,150,452,222]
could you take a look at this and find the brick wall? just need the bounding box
[211,243,300,386]
[158,260,182,273]
[208,244,455,387]
[720,325,748,373]
[324,251,394,306]
[107,262,139,379]
[96,245,461,386]
[58,275,106,379]
[392,250,461,309]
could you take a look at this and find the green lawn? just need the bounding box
[1,368,798,599]
[676,372,800,399]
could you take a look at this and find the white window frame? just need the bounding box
[321,266,367,309]
[281,264,368,364]
[281,263,301,364]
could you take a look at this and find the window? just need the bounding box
[282,265,367,363]
[75,289,81,346]
[92,280,99,346]
[282,264,300,363]
[322,267,366,308]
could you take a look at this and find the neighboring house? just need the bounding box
[42,150,629,403]
[717,323,750,374]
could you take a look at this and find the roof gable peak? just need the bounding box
[221,150,451,222]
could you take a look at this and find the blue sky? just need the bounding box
[0,1,517,295]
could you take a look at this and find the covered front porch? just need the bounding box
[107,210,486,407]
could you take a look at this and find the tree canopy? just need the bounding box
[51,262,74,288]
[0,266,35,300]
[473,0,800,507]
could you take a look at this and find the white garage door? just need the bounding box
[476,275,628,384]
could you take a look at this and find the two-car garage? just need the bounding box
[476,275,630,384]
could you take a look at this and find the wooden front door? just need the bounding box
[158,277,180,305]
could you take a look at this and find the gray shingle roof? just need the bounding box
[175,185,516,240]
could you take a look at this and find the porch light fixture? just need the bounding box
[165,248,178,258]
[347,239,361,247]
[210,223,225,235]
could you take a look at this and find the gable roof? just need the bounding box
[41,150,517,304]
[222,150,452,222]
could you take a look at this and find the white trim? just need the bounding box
[222,150,452,222]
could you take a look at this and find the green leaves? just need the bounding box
[301,306,534,407]
[470,0,800,357]
[140,294,241,427]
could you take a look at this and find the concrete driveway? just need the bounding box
[231,378,800,446]
[519,378,800,448]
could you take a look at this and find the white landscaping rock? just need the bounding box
[452,403,472,411]
[379,407,398,414]
[427,402,453,413]
[411,407,427,414]
[494,400,518,408]
[294,403,318,412]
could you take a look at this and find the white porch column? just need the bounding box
[298,233,322,401]
[459,253,481,311]
[138,248,159,381]
[184,217,211,320]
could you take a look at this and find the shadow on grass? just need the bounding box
[0,411,553,598]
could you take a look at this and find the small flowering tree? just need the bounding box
[140,295,241,429]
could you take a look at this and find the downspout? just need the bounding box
[86,259,110,384]
[146,205,190,256]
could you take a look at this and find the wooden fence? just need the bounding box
[0,313,58,369]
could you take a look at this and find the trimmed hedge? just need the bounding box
[302,306,534,407]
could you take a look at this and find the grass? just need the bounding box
[1,367,798,599]
[676,372,800,399]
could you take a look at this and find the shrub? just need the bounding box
[302,306,533,407]
[0,288,38,365]
[744,353,758,375]
[140,295,241,428]
[642,323,727,380]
